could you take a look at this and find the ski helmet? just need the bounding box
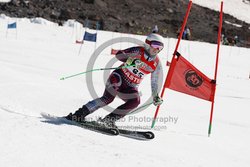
[145,33,164,49]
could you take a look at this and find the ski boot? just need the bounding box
[65,105,90,123]
[97,113,122,129]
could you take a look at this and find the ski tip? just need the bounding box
[40,112,56,119]
[40,112,49,117]
[145,131,155,139]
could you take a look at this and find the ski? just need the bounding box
[41,112,119,136]
[41,112,154,139]
[79,120,119,136]
[118,128,155,140]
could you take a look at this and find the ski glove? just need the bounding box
[126,57,144,69]
[153,94,163,106]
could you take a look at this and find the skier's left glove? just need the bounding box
[125,57,133,66]
[153,94,163,106]
[126,57,144,68]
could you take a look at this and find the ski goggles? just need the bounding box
[150,41,164,51]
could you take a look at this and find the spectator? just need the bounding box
[234,35,239,46]
[183,26,191,40]
[221,34,229,45]
[176,26,191,40]
[152,25,159,33]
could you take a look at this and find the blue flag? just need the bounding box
[83,31,97,42]
[7,22,17,29]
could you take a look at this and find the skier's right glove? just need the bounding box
[153,94,163,106]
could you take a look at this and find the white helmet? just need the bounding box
[145,33,164,47]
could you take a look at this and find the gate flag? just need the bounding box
[165,52,216,102]
[83,31,97,42]
[7,22,17,29]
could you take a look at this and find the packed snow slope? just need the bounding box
[0,17,250,167]
[193,0,250,24]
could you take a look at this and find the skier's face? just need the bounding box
[149,41,163,56]
[149,46,160,55]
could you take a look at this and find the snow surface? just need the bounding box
[1,3,250,167]
[0,0,11,3]
[193,0,250,24]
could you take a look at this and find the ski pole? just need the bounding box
[129,102,154,114]
[60,64,134,80]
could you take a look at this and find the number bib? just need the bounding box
[121,53,159,84]
[121,66,145,84]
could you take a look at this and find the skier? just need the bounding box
[65,33,164,128]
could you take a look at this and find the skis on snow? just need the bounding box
[41,112,154,140]
[79,121,154,140]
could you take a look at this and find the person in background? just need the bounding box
[152,25,159,33]
[176,26,191,40]
[183,26,191,40]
